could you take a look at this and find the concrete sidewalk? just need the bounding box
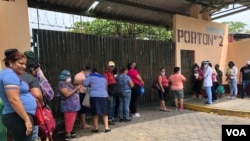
[184,95,250,118]
[53,95,250,141]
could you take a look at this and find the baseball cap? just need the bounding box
[108,61,115,66]
[59,70,71,80]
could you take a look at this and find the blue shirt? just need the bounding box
[0,68,37,115]
[116,74,132,93]
[83,73,108,97]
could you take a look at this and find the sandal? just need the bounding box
[91,128,99,133]
[105,128,111,133]
[161,109,170,112]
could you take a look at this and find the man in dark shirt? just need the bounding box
[215,64,223,84]
[239,61,250,98]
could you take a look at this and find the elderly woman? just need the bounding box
[83,68,111,133]
[57,70,81,141]
[0,49,36,141]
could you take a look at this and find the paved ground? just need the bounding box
[53,95,250,141]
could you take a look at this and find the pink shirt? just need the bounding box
[74,71,87,93]
[127,69,142,86]
[169,73,186,90]
[158,75,169,87]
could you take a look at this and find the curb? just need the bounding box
[184,103,250,118]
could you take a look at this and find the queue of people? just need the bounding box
[0,51,146,141]
[1,48,249,141]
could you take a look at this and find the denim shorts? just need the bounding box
[172,89,184,99]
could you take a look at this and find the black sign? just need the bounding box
[222,125,250,141]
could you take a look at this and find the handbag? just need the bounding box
[151,81,160,90]
[82,88,90,108]
[108,83,123,96]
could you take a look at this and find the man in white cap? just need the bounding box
[239,61,250,98]
[103,61,117,125]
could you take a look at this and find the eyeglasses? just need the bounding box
[109,66,114,68]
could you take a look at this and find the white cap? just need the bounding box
[108,61,115,66]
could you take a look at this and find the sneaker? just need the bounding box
[65,136,72,141]
[230,96,236,100]
[204,102,212,105]
[132,113,140,118]
[212,100,217,102]
[65,134,76,141]
[124,118,132,122]
[70,131,77,136]
[175,107,179,111]
[179,108,185,111]
[119,119,124,122]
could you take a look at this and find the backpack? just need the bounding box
[34,103,56,141]
[37,68,54,102]
[216,85,225,94]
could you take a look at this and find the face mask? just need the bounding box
[161,72,165,75]
[66,77,71,83]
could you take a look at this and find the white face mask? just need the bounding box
[161,72,165,75]
[66,77,71,83]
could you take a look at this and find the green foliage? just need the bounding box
[67,19,172,41]
[221,21,247,33]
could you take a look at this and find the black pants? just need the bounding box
[129,84,141,114]
[158,86,169,100]
[193,80,203,97]
[212,82,219,100]
[2,113,34,141]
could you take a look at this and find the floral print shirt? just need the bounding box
[57,81,80,112]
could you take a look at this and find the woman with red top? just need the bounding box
[157,68,170,112]
[127,61,144,118]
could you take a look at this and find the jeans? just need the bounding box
[108,96,116,121]
[119,92,131,120]
[31,125,39,141]
[204,86,212,104]
[228,79,238,96]
[241,80,250,97]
